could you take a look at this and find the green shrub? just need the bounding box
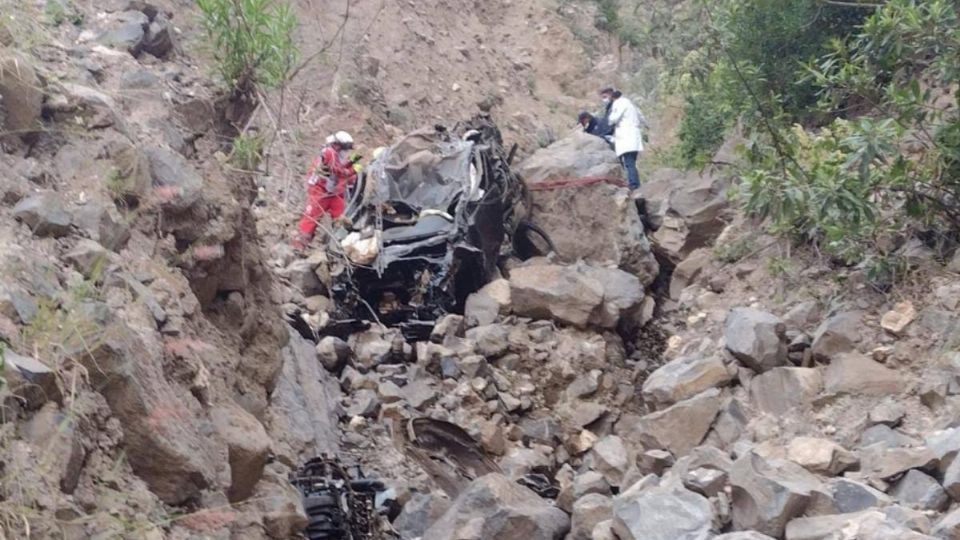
[741,0,960,272]
[230,131,265,171]
[196,0,299,94]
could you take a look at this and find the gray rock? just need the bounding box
[316,336,351,373]
[859,445,937,480]
[13,192,72,237]
[724,307,788,373]
[640,167,731,264]
[71,200,131,251]
[3,350,62,411]
[0,282,38,324]
[811,311,862,360]
[570,493,613,540]
[807,478,892,516]
[120,69,160,89]
[508,264,604,328]
[714,534,776,540]
[630,388,725,456]
[730,453,821,537]
[670,248,711,300]
[591,435,629,487]
[144,146,203,210]
[464,279,510,327]
[579,265,646,328]
[683,467,727,497]
[65,239,108,278]
[749,367,822,415]
[889,470,949,511]
[785,510,937,540]
[422,474,570,540]
[97,11,148,54]
[870,401,907,427]
[612,483,714,540]
[933,507,960,539]
[466,324,509,357]
[925,427,960,500]
[573,471,612,499]
[861,424,920,449]
[345,389,380,418]
[267,330,341,462]
[211,403,270,502]
[642,354,733,407]
[142,17,175,58]
[431,314,465,343]
[520,416,561,445]
[786,437,858,476]
[824,353,905,396]
[394,492,451,540]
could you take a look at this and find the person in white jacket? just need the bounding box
[601,88,646,191]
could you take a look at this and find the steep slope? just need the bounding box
[0,1,339,538]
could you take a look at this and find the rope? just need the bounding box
[526,175,627,191]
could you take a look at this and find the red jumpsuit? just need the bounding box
[297,146,357,240]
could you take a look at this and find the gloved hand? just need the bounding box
[349,153,363,164]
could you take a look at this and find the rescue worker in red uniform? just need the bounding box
[294,131,359,249]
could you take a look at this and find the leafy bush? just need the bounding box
[672,0,866,164]
[196,0,299,94]
[741,0,960,268]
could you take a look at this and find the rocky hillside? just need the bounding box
[1,0,340,537]
[5,0,960,539]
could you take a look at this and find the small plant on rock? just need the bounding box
[230,131,265,172]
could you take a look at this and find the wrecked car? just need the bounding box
[324,114,551,339]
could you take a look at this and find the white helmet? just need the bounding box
[325,134,335,145]
[334,131,354,146]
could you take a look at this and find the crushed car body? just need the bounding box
[323,115,548,339]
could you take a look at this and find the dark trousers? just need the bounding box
[620,151,640,189]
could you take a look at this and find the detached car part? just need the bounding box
[290,456,396,540]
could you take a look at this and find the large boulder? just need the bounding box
[642,354,733,407]
[639,168,731,263]
[422,473,570,540]
[811,312,862,360]
[266,330,341,465]
[627,388,725,456]
[730,453,822,537]
[824,353,905,396]
[724,308,788,373]
[749,367,822,415]
[612,482,714,540]
[519,133,659,282]
[211,402,271,502]
[509,264,603,328]
[76,315,228,505]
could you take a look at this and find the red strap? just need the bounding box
[527,176,627,191]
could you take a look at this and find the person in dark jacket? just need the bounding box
[578,111,614,146]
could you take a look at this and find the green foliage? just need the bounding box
[672,0,865,164]
[44,0,81,26]
[714,237,754,264]
[741,0,960,272]
[196,0,299,94]
[230,131,265,171]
